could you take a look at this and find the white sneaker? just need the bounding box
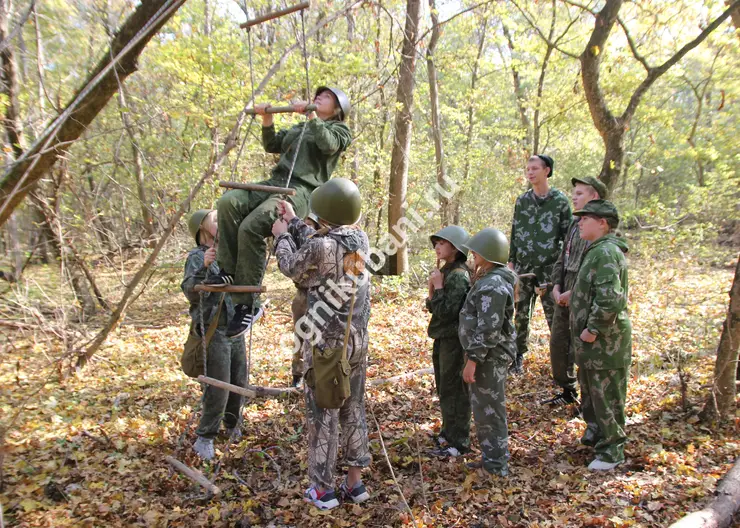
[193,436,215,460]
[588,459,621,471]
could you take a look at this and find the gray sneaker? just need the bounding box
[193,436,215,460]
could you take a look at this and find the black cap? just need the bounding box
[533,154,554,178]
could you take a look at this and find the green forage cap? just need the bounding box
[188,209,213,245]
[571,176,608,199]
[310,178,362,226]
[463,228,509,265]
[573,199,619,223]
[430,225,471,256]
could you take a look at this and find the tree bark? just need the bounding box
[0,0,187,228]
[426,0,449,226]
[386,0,421,275]
[700,255,740,422]
[501,22,531,153]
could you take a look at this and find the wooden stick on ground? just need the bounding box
[165,456,221,496]
[197,376,300,398]
[194,284,267,294]
[368,368,433,387]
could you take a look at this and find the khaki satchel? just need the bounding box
[305,288,357,410]
[181,294,224,378]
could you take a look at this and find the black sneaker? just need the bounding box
[508,356,523,376]
[203,270,234,287]
[339,479,370,504]
[226,304,265,338]
[428,446,463,458]
[540,390,579,407]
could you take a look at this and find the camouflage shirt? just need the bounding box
[275,222,371,348]
[509,188,572,282]
[426,261,472,339]
[570,234,632,370]
[458,266,518,365]
[551,218,590,292]
[181,246,234,328]
[262,118,352,190]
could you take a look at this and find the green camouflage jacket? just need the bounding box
[509,188,572,282]
[570,234,632,370]
[262,118,352,190]
[181,246,234,330]
[458,266,517,365]
[551,218,590,292]
[426,261,471,339]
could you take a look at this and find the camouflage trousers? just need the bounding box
[515,276,555,360]
[305,333,372,489]
[433,337,471,451]
[197,330,247,438]
[549,302,577,392]
[291,288,308,377]
[470,355,510,475]
[217,180,311,307]
[578,367,628,463]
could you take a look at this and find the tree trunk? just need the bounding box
[501,22,531,153]
[386,0,421,275]
[426,0,449,227]
[700,255,740,422]
[0,0,187,228]
[532,1,557,155]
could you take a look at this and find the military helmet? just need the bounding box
[188,209,214,245]
[310,178,362,226]
[307,212,320,224]
[463,228,509,265]
[430,225,470,257]
[315,86,350,121]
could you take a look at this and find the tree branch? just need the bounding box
[510,0,581,59]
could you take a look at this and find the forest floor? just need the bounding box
[0,230,738,527]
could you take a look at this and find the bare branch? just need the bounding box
[510,0,581,58]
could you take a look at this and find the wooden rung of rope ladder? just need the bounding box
[219,181,296,195]
[197,376,299,397]
[194,284,267,293]
[245,104,316,115]
[240,1,310,29]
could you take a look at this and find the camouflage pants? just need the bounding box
[515,276,555,360]
[305,333,371,489]
[197,330,247,438]
[217,180,311,307]
[433,337,471,451]
[578,367,628,463]
[469,356,509,475]
[549,302,577,391]
[291,288,308,377]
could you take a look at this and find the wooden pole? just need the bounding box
[219,181,296,195]
[245,104,316,115]
[165,456,221,496]
[240,1,310,29]
[194,284,267,293]
[197,376,300,397]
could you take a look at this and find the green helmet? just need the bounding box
[188,209,213,245]
[463,228,509,265]
[430,225,470,257]
[310,178,362,226]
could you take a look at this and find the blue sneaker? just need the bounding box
[339,479,370,504]
[304,486,340,510]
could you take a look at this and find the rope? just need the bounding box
[230,28,258,179]
[198,291,208,377]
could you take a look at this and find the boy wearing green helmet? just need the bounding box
[207,87,352,339]
[459,228,517,476]
[181,210,247,461]
[425,225,472,458]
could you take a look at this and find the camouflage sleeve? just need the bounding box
[551,230,568,288]
[509,198,520,265]
[464,278,509,364]
[558,195,573,245]
[428,270,470,324]
[287,216,317,250]
[586,251,628,336]
[262,125,288,154]
[307,119,352,155]
[181,251,207,304]
[275,233,322,287]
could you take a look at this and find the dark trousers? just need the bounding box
[432,337,471,451]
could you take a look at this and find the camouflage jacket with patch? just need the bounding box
[509,188,572,282]
[551,218,590,292]
[181,246,234,329]
[458,266,517,365]
[426,261,471,339]
[275,223,371,349]
[262,118,352,190]
[570,234,632,370]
